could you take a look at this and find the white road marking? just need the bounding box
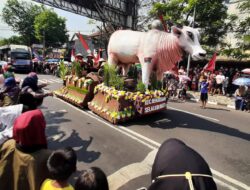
[213,178,238,190]
[49,79,62,83]
[54,97,156,150]
[53,96,249,189]
[211,169,250,190]
[49,109,67,114]
[108,149,157,190]
[168,106,220,122]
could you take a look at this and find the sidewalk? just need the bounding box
[187,91,235,109]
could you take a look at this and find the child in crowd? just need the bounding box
[41,147,77,190]
[75,167,109,190]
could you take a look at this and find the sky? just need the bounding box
[0,0,99,39]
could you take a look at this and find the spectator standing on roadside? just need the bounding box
[40,147,77,190]
[235,85,246,110]
[75,167,109,190]
[214,71,225,95]
[244,87,250,112]
[198,72,205,92]
[0,109,51,190]
[222,77,229,96]
[148,139,217,190]
[200,76,209,109]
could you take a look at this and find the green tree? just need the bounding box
[235,0,250,51]
[221,0,250,59]
[0,35,25,46]
[34,9,68,48]
[2,0,43,45]
[150,0,228,47]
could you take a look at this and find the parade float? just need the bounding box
[55,20,205,124]
[54,61,100,108]
[88,65,168,124]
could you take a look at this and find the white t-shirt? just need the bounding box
[216,74,225,84]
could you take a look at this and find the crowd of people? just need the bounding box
[174,65,250,111]
[32,53,106,76]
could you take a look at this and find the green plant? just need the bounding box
[67,86,88,94]
[72,61,82,77]
[103,63,110,86]
[136,81,146,93]
[150,72,162,90]
[104,64,124,90]
[59,61,68,79]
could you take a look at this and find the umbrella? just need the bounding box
[241,68,250,74]
[233,77,250,86]
[179,75,191,81]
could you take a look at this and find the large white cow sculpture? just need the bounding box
[108,25,206,88]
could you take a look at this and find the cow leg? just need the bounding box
[108,53,118,66]
[156,71,164,82]
[122,64,130,76]
[141,57,152,89]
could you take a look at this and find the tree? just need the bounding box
[0,35,25,46]
[34,9,68,48]
[149,0,229,48]
[235,0,250,51]
[2,0,43,45]
[221,0,250,59]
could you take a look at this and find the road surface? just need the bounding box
[14,74,250,190]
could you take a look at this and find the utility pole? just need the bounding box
[186,5,196,76]
[43,30,45,58]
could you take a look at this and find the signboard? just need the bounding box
[144,97,167,114]
[135,96,167,115]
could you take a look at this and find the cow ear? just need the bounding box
[171,26,182,38]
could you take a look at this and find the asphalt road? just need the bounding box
[14,74,250,190]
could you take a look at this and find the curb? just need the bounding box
[188,97,235,109]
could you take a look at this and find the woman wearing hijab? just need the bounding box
[21,72,52,103]
[0,77,20,106]
[148,139,217,190]
[0,109,52,190]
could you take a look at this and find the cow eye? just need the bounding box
[187,31,194,41]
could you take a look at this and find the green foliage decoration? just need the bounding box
[67,86,88,95]
[103,64,124,90]
[136,81,146,93]
[71,61,83,77]
[59,61,68,80]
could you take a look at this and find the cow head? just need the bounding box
[171,26,206,60]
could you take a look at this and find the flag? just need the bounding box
[159,14,168,32]
[77,32,99,63]
[203,53,216,72]
[71,48,75,62]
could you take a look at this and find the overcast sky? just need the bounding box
[0,0,99,39]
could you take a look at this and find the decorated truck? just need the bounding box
[55,20,205,124]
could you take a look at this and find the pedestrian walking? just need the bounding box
[200,76,209,109]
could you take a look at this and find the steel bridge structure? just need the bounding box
[32,0,139,31]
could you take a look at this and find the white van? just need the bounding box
[0,45,33,72]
